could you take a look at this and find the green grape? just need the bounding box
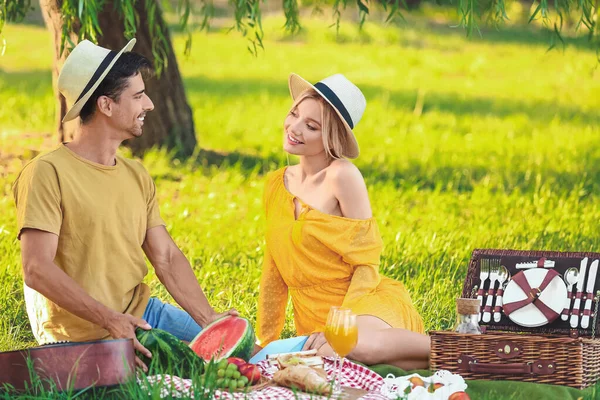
[225,369,234,378]
[237,379,246,388]
[229,380,238,391]
[217,369,225,378]
[218,359,228,370]
[222,378,230,388]
[240,376,249,385]
[216,378,224,387]
[227,363,238,371]
[232,371,241,379]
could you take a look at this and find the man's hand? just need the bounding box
[105,312,152,372]
[302,332,328,352]
[204,308,239,326]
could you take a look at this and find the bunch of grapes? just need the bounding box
[200,359,252,391]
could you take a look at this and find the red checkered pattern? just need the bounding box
[138,357,389,399]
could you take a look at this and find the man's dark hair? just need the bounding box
[79,52,153,124]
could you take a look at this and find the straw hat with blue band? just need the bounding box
[288,73,366,159]
[58,38,137,123]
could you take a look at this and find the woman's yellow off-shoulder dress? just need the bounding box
[256,168,424,346]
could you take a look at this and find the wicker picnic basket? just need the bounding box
[430,249,600,389]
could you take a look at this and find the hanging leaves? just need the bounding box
[0,0,599,62]
[177,0,193,56]
[113,0,138,40]
[381,0,407,24]
[58,0,105,56]
[224,0,265,55]
[283,0,301,35]
[144,0,170,75]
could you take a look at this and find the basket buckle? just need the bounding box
[490,340,523,359]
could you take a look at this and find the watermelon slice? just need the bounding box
[189,316,255,362]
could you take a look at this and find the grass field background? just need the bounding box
[1,6,600,369]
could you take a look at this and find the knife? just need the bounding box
[581,260,598,329]
[571,257,589,328]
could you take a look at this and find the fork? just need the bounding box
[482,259,500,323]
[477,259,490,322]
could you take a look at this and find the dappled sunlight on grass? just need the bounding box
[1,12,600,357]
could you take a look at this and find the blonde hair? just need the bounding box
[289,89,349,160]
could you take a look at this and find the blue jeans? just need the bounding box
[142,297,202,342]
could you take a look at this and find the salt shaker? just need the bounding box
[455,298,482,334]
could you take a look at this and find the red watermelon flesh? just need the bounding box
[189,316,255,362]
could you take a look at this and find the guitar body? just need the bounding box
[0,338,136,392]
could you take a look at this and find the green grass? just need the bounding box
[1,9,600,399]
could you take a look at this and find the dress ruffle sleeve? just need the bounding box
[256,172,289,346]
[333,219,384,310]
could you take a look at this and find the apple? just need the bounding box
[226,357,247,368]
[449,391,471,400]
[239,363,261,384]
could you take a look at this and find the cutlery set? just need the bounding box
[476,256,599,328]
[476,258,510,323]
[565,257,599,329]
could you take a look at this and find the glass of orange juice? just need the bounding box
[325,306,358,394]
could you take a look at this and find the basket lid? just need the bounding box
[463,249,600,338]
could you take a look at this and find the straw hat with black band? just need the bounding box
[58,38,137,123]
[288,73,366,159]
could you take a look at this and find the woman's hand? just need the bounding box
[302,332,328,352]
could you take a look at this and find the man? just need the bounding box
[12,39,235,371]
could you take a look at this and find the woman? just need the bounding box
[255,73,430,369]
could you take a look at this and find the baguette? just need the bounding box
[273,365,332,395]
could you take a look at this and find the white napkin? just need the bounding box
[380,370,468,400]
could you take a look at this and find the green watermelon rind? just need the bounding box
[189,316,255,362]
[135,328,204,377]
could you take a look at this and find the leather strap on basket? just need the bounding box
[537,257,546,267]
[457,355,556,375]
[493,288,505,313]
[502,269,560,321]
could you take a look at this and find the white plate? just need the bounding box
[503,268,567,327]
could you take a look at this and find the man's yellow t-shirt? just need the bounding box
[12,144,165,344]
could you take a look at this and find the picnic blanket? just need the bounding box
[139,357,387,399]
[139,357,600,399]
[369,364,599,400]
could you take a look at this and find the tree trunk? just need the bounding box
[40,0,76,145]
[39,0,197,157]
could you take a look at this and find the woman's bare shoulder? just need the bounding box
[328,159,364,184]
[328,160,372,219]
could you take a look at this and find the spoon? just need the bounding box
[561,267,579,321]
[493,265,511,322]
